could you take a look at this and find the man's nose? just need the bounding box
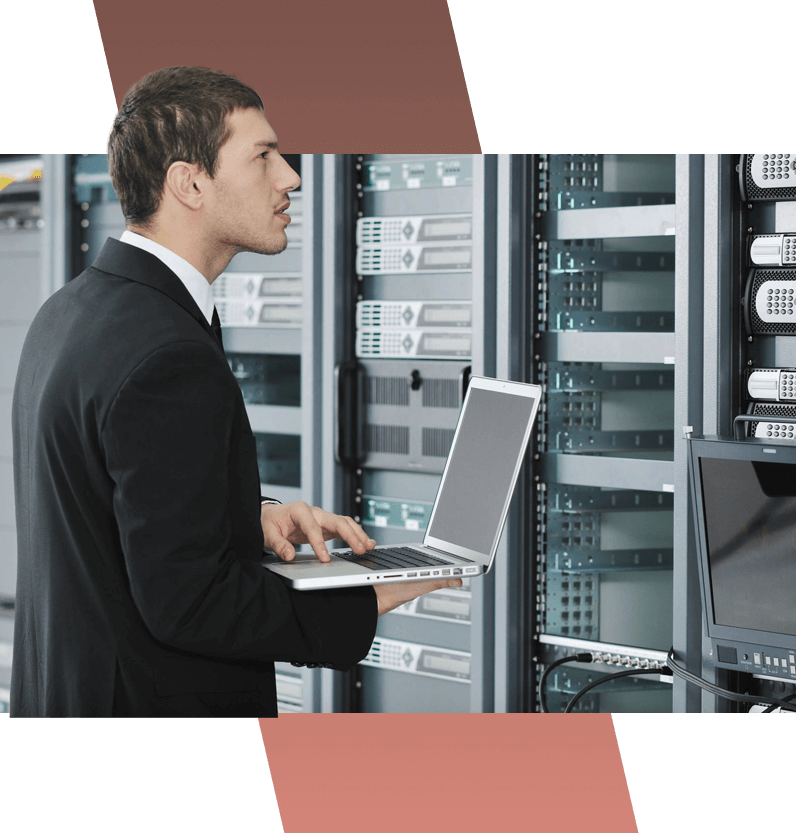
[281,159,301,192]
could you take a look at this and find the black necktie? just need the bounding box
[211,307,224,351]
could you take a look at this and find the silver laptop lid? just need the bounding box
[423,376,541,569]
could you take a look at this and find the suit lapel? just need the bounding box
[93,237,216,342]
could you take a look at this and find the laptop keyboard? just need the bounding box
[334,546,450,572]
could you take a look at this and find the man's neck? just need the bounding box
[125,225,234,283]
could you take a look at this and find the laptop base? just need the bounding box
[263,546,482,590]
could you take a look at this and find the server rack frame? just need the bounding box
[319,154,360,712]
[695,154,745,711]
[671,154,707,713]
[493,155,536,712]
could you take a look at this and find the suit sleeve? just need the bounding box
[101,340,377,667]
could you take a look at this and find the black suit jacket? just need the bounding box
[11,238,377,717]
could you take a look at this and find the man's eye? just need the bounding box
[259,152,269,160]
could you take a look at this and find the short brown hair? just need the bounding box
[107,66,263,226]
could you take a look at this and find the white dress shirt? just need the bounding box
[120,230,215,325]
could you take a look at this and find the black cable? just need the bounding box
[545,647,796,713]
[538,653,593,713]
[667,647,796,713]
[564,667,673,713]
[762,692,796,714]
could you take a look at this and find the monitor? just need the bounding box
[688,435,796,679]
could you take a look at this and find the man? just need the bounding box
[11,66,459,717]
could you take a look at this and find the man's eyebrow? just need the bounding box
[254,140,278,150]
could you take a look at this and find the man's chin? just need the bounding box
[239,234,288,257]
[268,229,291,254]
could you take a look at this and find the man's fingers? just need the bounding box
[318,511,373,554]
[405,578,462,600]
[339,515,375,553]
[391,578,462,595]
[421,578,463,593]
[374,576,463,615]
[269,534,296,562]
[409,578,462,593]
[260,504,295,561]
[297,504,331,562]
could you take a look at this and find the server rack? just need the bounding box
[520,155,680,712]
[695,153,796,711]
[321,155,498,712]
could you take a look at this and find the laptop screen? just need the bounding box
[426,386,537,555]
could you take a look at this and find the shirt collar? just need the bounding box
[120,230,215,325]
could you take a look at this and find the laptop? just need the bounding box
[263,375,542,590]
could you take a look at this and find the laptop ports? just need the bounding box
[441,569,451,576]
[453,569,462,575]
[420,571,430,576]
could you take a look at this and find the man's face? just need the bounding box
[205,107,300,256]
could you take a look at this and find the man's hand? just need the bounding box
[374,578,463,616]
[262,501,376,562]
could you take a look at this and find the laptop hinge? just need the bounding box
[427,546,475,564]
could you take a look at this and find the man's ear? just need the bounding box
[163,161,205,211]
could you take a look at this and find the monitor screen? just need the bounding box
[700,456,796,637]
[427,386,536,555]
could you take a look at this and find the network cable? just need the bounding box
[541,647,796,713]
[564,667,673,713]
[538,652,593,713]
[541,654,669,713]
